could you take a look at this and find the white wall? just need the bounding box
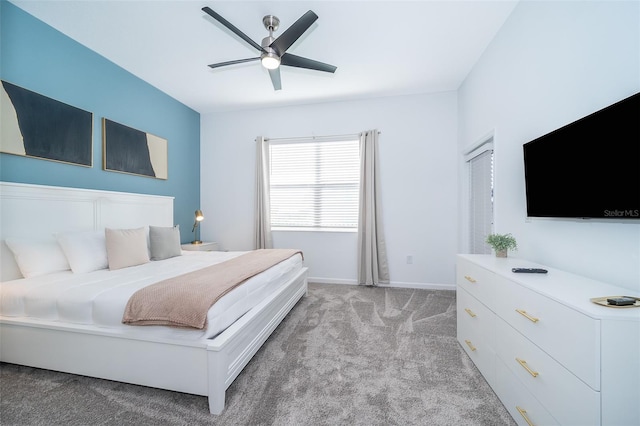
[458,1,640,291]
[201,92,458,288]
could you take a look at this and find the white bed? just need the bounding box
[0,182,308,414]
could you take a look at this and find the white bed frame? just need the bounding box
[0,182,308,414]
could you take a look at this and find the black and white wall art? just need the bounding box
[102,118,168,180]
[0,80,93,166]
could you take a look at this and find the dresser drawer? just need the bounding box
[457,287,494,344]
[494,319,601,426]
[457,332,496,389]
[456,258,498,309]
[495,356,560,426]
[457,287,496,384]
[493,276,600,390]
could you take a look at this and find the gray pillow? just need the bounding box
[149,225,182,261]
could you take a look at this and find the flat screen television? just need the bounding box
[523,92,639,220]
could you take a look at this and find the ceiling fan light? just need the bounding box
[261,53,281,70]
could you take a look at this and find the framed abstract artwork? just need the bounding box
[1,80,93,166]
[102,118,168,180]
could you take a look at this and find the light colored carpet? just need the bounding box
[0,283,515,425]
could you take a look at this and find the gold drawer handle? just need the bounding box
[516,358,539,378]
[464,340,477,351]
[516,406,535,426]
[464,308,477,318]
[516,309,540,323]
[464,275,477,283]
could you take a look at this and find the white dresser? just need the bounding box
[456,254,639,426]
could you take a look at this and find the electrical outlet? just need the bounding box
[407,255,413,265]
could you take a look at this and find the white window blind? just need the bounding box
[269,138,360,230]
[468,147,494,254]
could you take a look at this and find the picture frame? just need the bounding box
[102,118,168,180]
[1,80,93,167]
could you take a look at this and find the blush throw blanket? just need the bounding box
[122,249,302,329]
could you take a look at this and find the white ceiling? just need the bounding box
[11,0,519,114]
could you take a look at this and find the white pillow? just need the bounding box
[4,238,70,278]
[56,230,108,273]
[105,227,150,270]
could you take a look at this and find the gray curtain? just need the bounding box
[357,130,389,286]
[254,136,272,249]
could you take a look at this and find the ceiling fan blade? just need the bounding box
[268,68,282,91]
[280,53,337,73]
[270,10,318,56]
[208,57,260,69]
[202,7,264,52]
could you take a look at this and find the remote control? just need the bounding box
[607,297,636,306]
[511,268,548,274]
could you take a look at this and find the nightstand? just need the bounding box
[181,242,219,252]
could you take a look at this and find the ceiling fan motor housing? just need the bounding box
[261,32,280,69]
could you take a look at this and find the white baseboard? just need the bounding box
[308,277,456,291]
[385,281,456,291]
[308,277,358,286]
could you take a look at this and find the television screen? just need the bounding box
[523,92,639,219]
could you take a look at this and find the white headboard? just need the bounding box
[0,182,174,281]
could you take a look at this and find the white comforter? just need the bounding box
[0,250,303,340]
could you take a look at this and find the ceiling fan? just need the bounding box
[202,6,337,91]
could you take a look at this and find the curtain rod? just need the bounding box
[262,131,381,143]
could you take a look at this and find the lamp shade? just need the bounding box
[195,210,204,222]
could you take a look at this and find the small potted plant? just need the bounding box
[486,233,517,258]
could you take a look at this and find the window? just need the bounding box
[466,141,494,254]
[269,137,360,230]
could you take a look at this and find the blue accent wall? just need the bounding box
[0,1,200,241]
